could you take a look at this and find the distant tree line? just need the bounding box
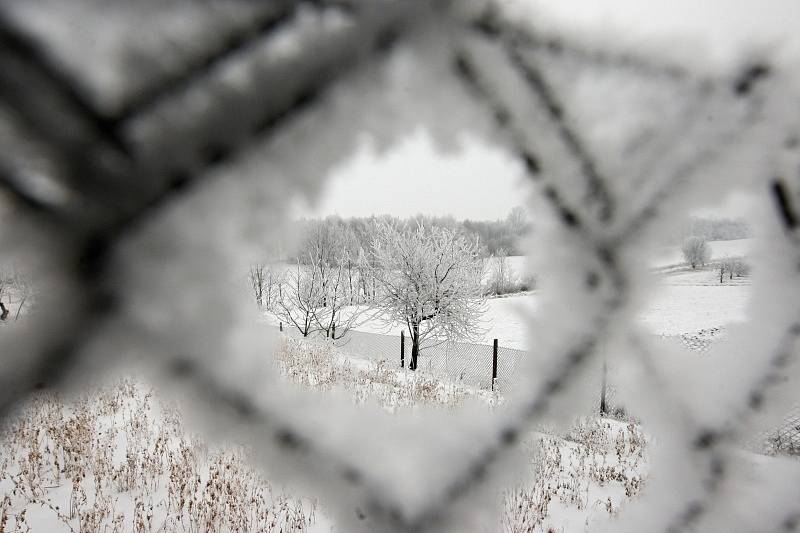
[681,216,750,242]
[290,206,531,262]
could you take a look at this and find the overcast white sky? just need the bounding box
[294,0,799,222]
[293,130,529,221]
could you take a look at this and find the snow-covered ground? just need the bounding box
[339,265,750,349]
[639,268,750,335]
[0,380,322,533]
[0,346,651,533]
[0,256,775,533]
[270,241,752,350]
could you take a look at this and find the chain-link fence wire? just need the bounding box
[268,323,522,391]
[269,324,750,415]
[273,321,655,426]
[2,1,799,532]
[281,325,402,364]
[658,327,800,457]
[341,324,800,452]
[417,338,525,392]
[760,404,800,456]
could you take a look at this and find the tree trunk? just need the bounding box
[410,322,420,371]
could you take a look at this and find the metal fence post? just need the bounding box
[492,339,498,391]
[400,330,405,368]
[600,359,608,415]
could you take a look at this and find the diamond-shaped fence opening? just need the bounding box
[1,2,800,532]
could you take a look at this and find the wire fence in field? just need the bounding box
[273,323,724,400]
[276,323,800,456]
[272,323,658,404]
[272,324,526,393]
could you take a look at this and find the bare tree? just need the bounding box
[370,222,486,370]
[270,225,372,339]
[268,220,342,337]
[250,263,281,310]
[250,264,267,309]
[309,251,374,340]
[681,236,711,269]
[732,258,750,277]
[0,267,31,322]
[719,256,750,282]
[271,261,322,338]
[506,206,531,236]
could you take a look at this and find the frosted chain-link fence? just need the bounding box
[1,1,800,532]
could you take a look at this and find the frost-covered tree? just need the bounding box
[732,258,750,277]
[486,248,511,296]
[681,236,711,269]
[370,222,486,370]
[309,250,374,340]
[506,206,531,236]
[719,256,750,282]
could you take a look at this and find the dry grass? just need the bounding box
[499,419,647,532]
[277,337,648,532]
[1,339,648,532]
[0,379,316,532]
[274,337,500,411]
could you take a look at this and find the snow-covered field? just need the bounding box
[5,335,792,533]
[1,241,761,532]
[0,341,650,533]
[649,238,752,268]
[271,242,752,351]
[341,264,751,349]
[639,268,750,335]
[0,258,783,533]
[0,379,322,533]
